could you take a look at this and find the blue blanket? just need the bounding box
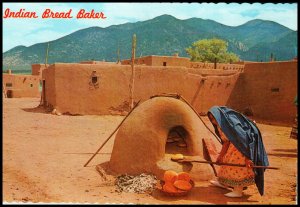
[208,106,269,196]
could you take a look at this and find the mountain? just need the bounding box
[3,14,297,72]
[241,31,298,61]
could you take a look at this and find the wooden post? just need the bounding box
[117,47,120,63]
[45,42,49,66]
[117,41,120,63]
[3,83,7,98]
[270,53,274,62]
[214,58,217,69]
[83,100,141,167]
[129,34,136,109]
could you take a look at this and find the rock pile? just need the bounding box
[115,173,158,194]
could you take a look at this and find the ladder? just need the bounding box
[3,83,7,98]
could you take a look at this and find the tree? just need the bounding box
[186,38,239,63]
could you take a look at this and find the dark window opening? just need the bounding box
[6,83,12,87]
[163,62,167,66]
[7,90,13,98]
[30,84,33,87]
[271,88,280,92]
[92,76,98,84]
[89,71,100,89]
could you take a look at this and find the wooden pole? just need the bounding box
[202,139,218,176]
[176,159,279,170]
[129,34,136,109]
[83,100,141,167]
[149,93,221,144]
[117,47,120,63]
[117,41,120,63]
[45,42,49,66]
[179,94,222,144]
[3,83,7,98]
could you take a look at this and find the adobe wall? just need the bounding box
[80,61,117,64]
[227,61,298,125]
[43,59,297,125]
[121,55,190,67]
[133,66,241,115]
[46,63,131,115]
[43,63,241,115]
[193,73,241,114]
[190,62,244,71]
[42,65,57,108]
[187,68,239,76]
[150,56,190,67]
[3,74,40,98]
[31,64,48,80]
[121,56,152,65]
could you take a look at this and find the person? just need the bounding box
[207,106,269,198]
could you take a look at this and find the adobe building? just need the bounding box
[41,55,297,126]
[31,64,48,80]
[80,60,117,65]
[121,54,190,67]
[227,61,298,125]
[3,69,40,98]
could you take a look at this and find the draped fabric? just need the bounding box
[208,106,269,196]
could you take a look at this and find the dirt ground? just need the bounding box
[2,98,298,204]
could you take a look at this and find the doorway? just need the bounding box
[42,80,46,106]
[7,90,12,98]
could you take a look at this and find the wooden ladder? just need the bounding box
[3,83,7,98]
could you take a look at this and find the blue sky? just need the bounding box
[2,2,298,52]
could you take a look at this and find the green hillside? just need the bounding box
[3,14,297,71]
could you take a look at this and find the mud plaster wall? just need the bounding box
[80,61,117,65]
[133,66,241,114]
[42,65,56,107]
[109,97,214,180]
[190,62,244,71]
[43,64,241,115]
[150,56,190,67]
[3,74,40,98]
[187,68,239,76]
[43,60,297,125]
[121,56,190,67]
[32,64,48,80]
[49,63,131,115]
[191,73,241,114]
[227,61,298,125]
[121,56,152,65]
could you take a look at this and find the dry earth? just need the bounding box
[2,98,298,204]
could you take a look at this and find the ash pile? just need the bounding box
[115,173,158,194]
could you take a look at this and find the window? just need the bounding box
[89,71,99,89]
[271,88,280,92]
[163,62,167,66]
[92,76,98,84]
[6,83,12,87]
[30,84,33,87]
